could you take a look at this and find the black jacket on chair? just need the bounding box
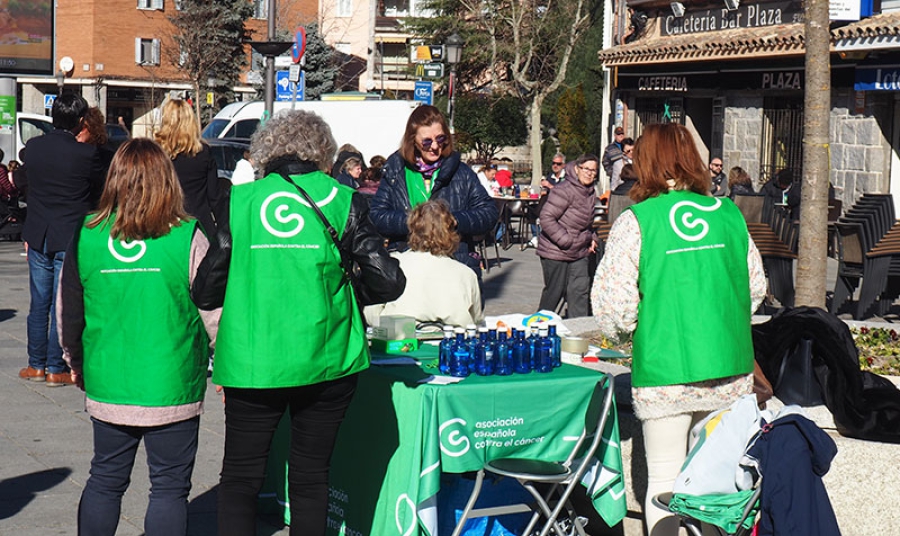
[18,129,103,252]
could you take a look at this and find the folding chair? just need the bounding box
[452,373,615,536]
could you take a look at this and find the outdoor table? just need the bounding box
[259,346,626,536]
[493,196,541,249]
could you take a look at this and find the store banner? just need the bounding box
[855,67,900,91]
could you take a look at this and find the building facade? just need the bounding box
[598,0,900,212]
[15,0,314,137]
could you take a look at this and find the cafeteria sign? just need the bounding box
[855,67,900,91]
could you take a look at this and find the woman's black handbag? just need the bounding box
[772,337,825,407]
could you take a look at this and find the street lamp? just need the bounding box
[249,0,291,121]
[444,32,464,133]
[55,69,65,95]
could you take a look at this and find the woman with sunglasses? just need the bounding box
[369,105,498,276]
[536,154,600,318]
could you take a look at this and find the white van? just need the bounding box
[201,100,420,162]
[17,112,54,160]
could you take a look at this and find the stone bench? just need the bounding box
[564,317,900,536]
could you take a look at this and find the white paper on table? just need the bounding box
[417,375,466,385]
[484,310,572,335]
[371,357,419,366]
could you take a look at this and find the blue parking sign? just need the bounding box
[276,70,305,102]
[414,81,433,106]
[44,94,56,109]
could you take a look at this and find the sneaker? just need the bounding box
[18,366,45,382]
[528,236,539,248]
[46,372,75,387]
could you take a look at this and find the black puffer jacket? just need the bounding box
[369,151,498,272]
[191,160,405,310]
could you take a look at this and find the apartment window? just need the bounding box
[174,0,184,9]
[137,0,164,10]
[135,38,161,65]
[337,0,353,17]
[253,0,268,18]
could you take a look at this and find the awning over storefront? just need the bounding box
[599,10,900,67]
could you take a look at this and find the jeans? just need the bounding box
[27,247,66,373]
[217,375,358,536]
[79,416,200,536]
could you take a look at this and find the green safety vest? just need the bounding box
[629,190,753,387]
[78,218,208,406]
[214,171,369,388]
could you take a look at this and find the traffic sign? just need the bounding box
[44,94,56,109]
[414,81,433,106]
[276,70,305,102]
[422,62,444,78]
[292,26,307,64]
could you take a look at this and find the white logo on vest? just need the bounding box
[668,198,721,242]
[260,187,340,238]
[107,236,147,263]
[439,418,471,457]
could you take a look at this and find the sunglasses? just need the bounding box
[624,149,633,155]
[419,135,448,150]
[552,161,564,166]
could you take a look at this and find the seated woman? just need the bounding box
[365,200,483,329]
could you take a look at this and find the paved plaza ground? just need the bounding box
[0,240,555,536]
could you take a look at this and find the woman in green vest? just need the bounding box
[191,110,405,536]
[590,123,767,536]
[58,138,218,536]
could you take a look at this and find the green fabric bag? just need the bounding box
[668,489,759,534]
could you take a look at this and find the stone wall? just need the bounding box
[722,96,765,190]
[829,93,892,208]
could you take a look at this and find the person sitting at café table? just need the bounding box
[365,200,483,329]
[494,169,514,191]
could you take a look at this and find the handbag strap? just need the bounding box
[279,172,356,286]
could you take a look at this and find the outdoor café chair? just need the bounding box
[451,373,615,536]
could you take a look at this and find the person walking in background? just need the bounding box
[17,93,103,387]
[59,138,217,536]
[592,123,766,536]
[335,155,363,189]
[0,149,17,201]
[609,137,634,192]
[370,105,498,278]
[709,157,727,197]
[601,126,626,179]
[155,99,219,237]
[191,110,405,536]
[365,200,482,328]
[330,143,365,181]
[537,154,599,318]
[727,166,756,198]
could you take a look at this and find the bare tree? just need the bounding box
[795,0,831,307]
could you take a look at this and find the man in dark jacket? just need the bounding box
[17,93,103,387]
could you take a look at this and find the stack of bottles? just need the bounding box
[438,322,562,378]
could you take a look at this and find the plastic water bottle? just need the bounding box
[474,327,495,376]
[548,322,562,368]
[495,330,512,376]
[512,328,531,374]
[535,326,553,373]
[465,324,478,373]
[527,324,540,369]
[450,328,471,377]
[438,325,454,375]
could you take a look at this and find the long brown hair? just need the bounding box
[399,105,453,165]
[87,138,189,240]
[630,123,710,202]
[407,200,459,257]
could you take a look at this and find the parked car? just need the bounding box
[105,123,130,150]
[207,137,250,183]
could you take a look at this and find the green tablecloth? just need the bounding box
[260,357,625,536]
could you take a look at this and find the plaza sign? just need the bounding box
[661,0,803,36]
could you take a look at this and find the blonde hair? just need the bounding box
[154,99,203,159]
[87,138,189,240]
[407,200,459,257]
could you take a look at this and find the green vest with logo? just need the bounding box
[214,171,368,388]
[78,218,208,406]
[628,190,753,387]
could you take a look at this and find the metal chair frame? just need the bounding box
[452,373,615,536]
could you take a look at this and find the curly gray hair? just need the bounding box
[249,110,337,173]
